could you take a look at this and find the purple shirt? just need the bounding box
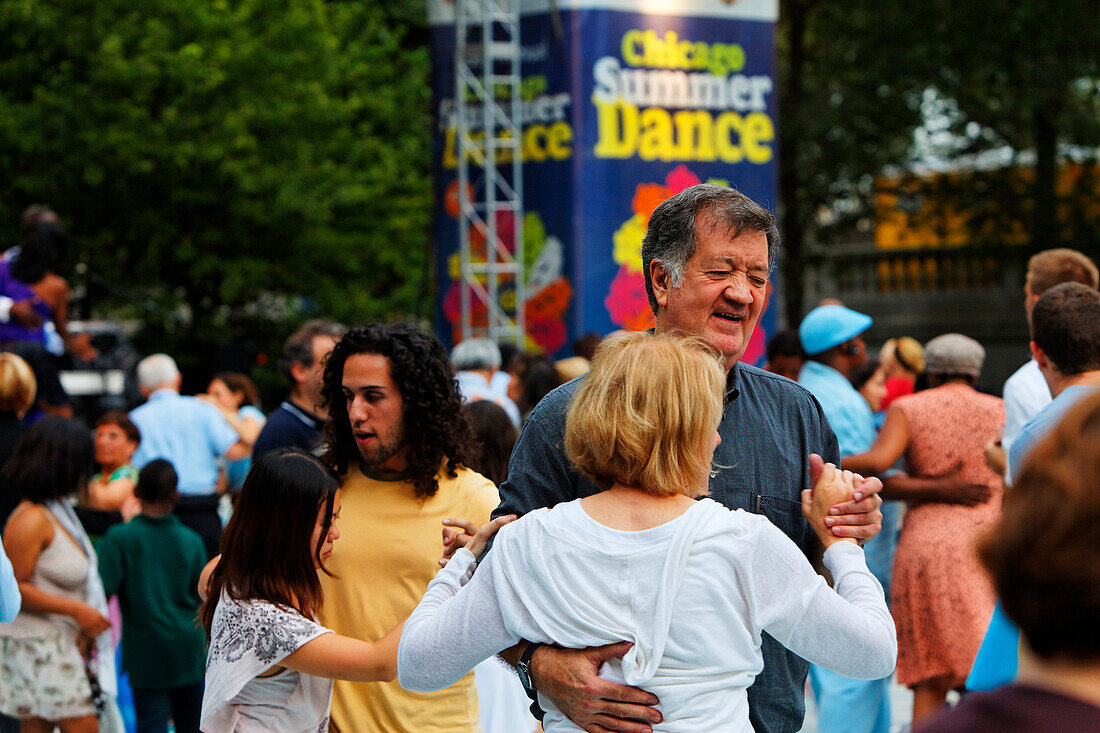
[0,255,50,345]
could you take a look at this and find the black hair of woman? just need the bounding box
[464,400,518,487]
[14,220,70,283]
[201,448,338,632]
[2,415,93,503]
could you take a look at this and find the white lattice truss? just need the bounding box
[454,0,525,346]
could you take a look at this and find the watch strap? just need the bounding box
[517,642,543,700]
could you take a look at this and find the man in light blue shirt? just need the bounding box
[970,283,1100,691]
[1008,283,1100,484]
[451,337,522,427]
[798,305,876,457]
[798,304,892,733]
[129,354,246,557]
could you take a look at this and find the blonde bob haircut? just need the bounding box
[0,352,36,415]
[565,331,725,497]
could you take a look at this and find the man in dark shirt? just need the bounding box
[485,185,885,733]
[253,320,344,459]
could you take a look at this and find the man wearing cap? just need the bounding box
[796,304,893,733]
[797,305,876,458]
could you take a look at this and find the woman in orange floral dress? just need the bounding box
[844,334,1003,725]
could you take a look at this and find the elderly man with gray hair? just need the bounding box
[129,353,248,557]
[464,183,885,733]
[451,338,522,427]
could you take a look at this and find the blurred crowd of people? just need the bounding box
[762,246,1100,731]
[0,295,593,733]
[0,190,1098,733]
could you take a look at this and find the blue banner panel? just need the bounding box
[430,1,779,363]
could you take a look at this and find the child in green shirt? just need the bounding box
[97,459,207,733]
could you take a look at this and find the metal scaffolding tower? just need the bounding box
[454,0,524,346]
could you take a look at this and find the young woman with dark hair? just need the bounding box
[0,416,113,733]
[198,448,403,733]
[202,372,266,495]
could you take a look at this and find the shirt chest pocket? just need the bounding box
[753,493,812,554]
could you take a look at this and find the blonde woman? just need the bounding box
[0,352,35,526]
[398,332,896,732]
[879,337,924,409]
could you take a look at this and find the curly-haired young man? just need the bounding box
[317,323,498,733]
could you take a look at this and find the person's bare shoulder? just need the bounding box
[4,502,53,549]
[32,272,68,303]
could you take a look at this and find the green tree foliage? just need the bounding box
[920,0,1100,248]
[778,0,933,317]
[0,0,432,377]
[777,0,1100,319]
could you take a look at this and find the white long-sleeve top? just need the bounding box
[398,498,896,732]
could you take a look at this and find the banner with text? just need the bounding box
[430,0,779,362]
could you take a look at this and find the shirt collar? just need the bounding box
[282,400,321,427]
[148,388,179,401]
[799,359,849,384]
[724,362,742,405]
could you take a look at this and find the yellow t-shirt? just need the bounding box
[321,464,499,733]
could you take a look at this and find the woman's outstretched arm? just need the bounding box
[842,404,910,476]
[399,515,519,692]
[282,620,405,682]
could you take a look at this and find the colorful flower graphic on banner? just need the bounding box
[604,165,702,332]
[603,165,769,365]
[442,184,572,354]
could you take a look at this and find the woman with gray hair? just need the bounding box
[845,334,1004,724]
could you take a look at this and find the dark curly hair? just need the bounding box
[320,323,475,498]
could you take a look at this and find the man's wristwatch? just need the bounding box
[516,642,543,699]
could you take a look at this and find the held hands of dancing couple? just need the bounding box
[441,454,882,565]
[441,455,882,733]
